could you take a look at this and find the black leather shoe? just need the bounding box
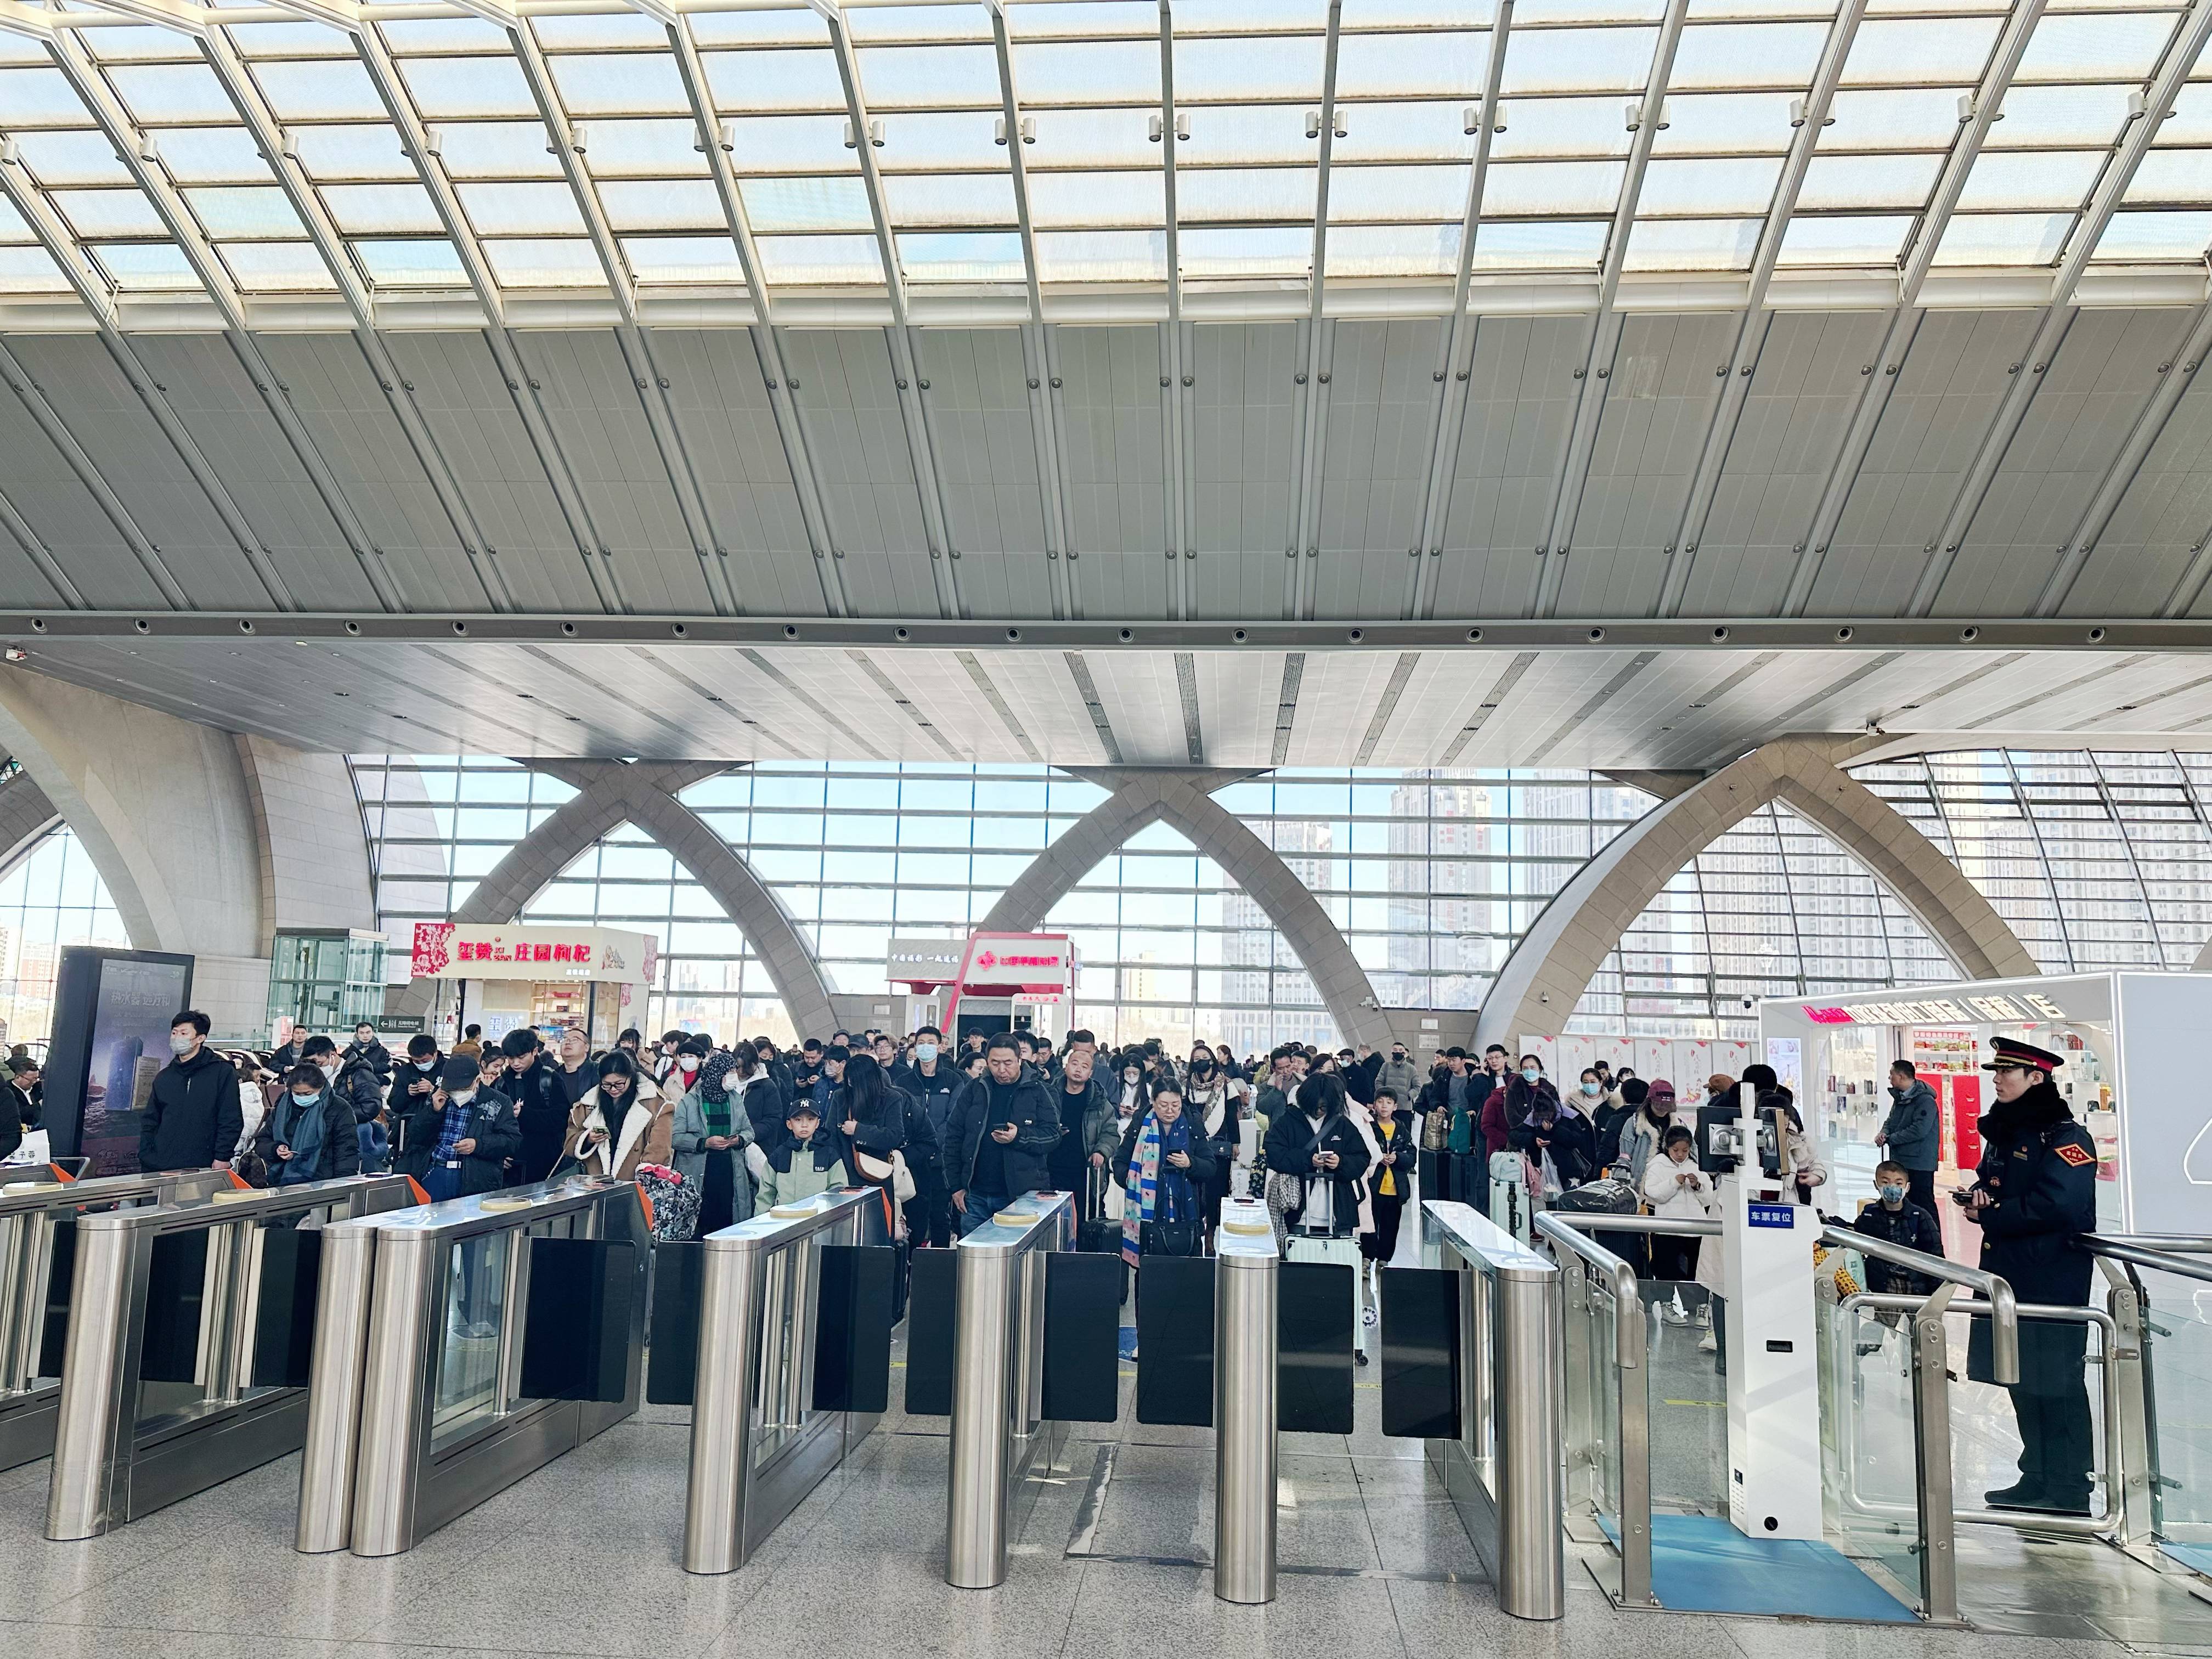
[1984,1481,2046,1509]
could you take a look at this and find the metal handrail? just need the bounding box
[1821,1223,2018,1386]
[1547,1213,1720,1238]
[1533,1212,1646,1370]
[1832,1290,2118,1541]
[2085,1236,2212,1285]
[2089,1233,2212,1253]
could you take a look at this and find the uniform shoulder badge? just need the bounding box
[2055,1141,2095,1168]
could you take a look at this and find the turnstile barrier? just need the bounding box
[46,1172,418,1541]
[0,1165,232,1475]
[296,1176,649,1558]
[681,1188,894,1575]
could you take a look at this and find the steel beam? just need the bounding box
[1656,0,1867,617]
[140,5,510,610]
[1410,0,1513,623]
[1780,0,2049,615]
[330,13,622,612]
[1290,0,1345,623]
[985,3,1073,620]
[456,5,733,614]
[1532,0,1690,618]
[1158,0,1191,620]
[41,27,403,611]
[1909,0,2212,617]
[657,20,848,618]
[812,0,961,619]
[2042,298,2212,615]
[0,486,82,610]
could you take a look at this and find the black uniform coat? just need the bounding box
[1965,1080,2097,1390]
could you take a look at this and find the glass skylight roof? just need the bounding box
[0,0,2203,303]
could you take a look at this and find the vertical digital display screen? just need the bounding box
[76,957,192,1175]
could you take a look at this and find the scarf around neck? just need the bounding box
[1121,1109,1192,1265]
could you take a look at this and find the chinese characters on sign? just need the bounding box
[454,939,597,966]
[1801,991,2072,1026]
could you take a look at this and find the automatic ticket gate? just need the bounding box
[909,1193,1565,1616]
[676,1188,895,1573]
[0,1165,233,1475]
[46,1172,419,1540]
[297,1176,648,1556]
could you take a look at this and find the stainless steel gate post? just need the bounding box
[945,1190,1074,1590]
[295,1219,380,1553]
[682,1189,877,1575]
[1214,1214,1278,1605]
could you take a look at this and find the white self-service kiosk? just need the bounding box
[1702,1081,1822,1542]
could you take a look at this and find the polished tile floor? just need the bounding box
[1,1341,2209,1659]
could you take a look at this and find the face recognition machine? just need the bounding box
[1698,1082,1821,1541]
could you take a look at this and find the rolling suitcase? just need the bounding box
[1488,1152,1531,1245]
[1551,1174,1648,1274]
[1079,1165,1131,1302]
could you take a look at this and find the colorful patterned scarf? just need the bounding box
[1120,1108,1192,1267]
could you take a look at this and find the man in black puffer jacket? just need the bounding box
[945,1033,1060,1236]
[139,1010,242,1172]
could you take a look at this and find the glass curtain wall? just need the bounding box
[347,756,1966,1049]
[0,826,132,1052]
[1850,749,2212,972]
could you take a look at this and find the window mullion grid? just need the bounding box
[2000,751,2075,973]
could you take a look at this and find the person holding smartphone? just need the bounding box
[946,1032,1062,1237]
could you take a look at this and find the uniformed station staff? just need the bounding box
[1961,1036,2098,1517]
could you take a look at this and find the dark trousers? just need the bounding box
[1650,1234,1700,1283]
[1361,1189,1407,1263]
[904,1160,949,1248]
[1905,1166,1938,1216]
[2008,1379,2095,1502]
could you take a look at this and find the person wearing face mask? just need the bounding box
[1876,1059,1941,1215]
[1263,1071,1372,1255]
[1503,1053,1561,1132]
[562,1049,672,1180]
[389,1036,442,1175]
[892,1026,960,1246]
[256,1061,362,1185]
[674,1049,758,1234]
[405,1057,518,1198]
[1378,1042,1420,1108]
[1113,1056,1150,1118]
[139,1011,244,1174]
[1181,1047,1242,1228]
[1849,1156,1944,1353]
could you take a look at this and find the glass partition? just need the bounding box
[430,1230,511,1452]
[2146,1275,2212,1572]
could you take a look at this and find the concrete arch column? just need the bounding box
[0,669,379,1029]
[0,769,62,874]
[979,768,1395,1048]
[1474,736,2041,1051]
[392,759,839,1039]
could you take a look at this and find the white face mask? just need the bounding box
[915,1043,938,1064]
[451,1087,476,1106]
[679,1056,699,1074]
[415,1058,436,1071]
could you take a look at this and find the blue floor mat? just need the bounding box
[2160,1541,2212,1578]
[1599,1513,1918,1621]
